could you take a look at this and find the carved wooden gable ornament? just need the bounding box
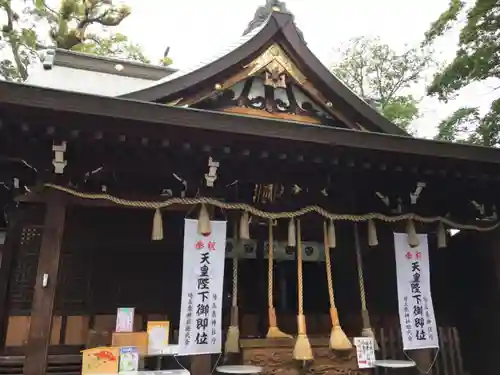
[121,4,406,135]
[191,43,348,127]
[245,44,306,87]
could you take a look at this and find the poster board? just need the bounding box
[82,347,119,375]
[353,337,376,369]
[118,347,139,372]
[147,321,170,355]
[115,307,135,333]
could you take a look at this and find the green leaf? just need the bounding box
[380,96,419,131]
[34,0,45,10]
[434,107,480,142]
[425,0,500,147]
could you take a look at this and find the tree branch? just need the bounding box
[1,0,28,80]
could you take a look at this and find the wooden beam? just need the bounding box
[177,64,256,106]
[222,106,322,125]
[0,209,21,347]
[3,81,500,166]
[16,190,189,210]
[23,191,67,375]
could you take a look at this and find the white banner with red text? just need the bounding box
[394,233,439,350]
[178,219,227,356]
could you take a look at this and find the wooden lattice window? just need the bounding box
[8,226,41,313]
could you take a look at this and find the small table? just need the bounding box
[143,345,180,370]
[216,365,262,374]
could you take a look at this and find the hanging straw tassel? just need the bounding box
[437,221,447,248]
[266,219,292,339]
[367,219,378,247]
[327,219,336,248]
[225,220,240,353]
[288,218,296,247]
[151,208,164,241]
[239,211,250,240]
[225,261,240,353]
[293,219,313,361]
[406,219,420,248]
[354,223,379,351]
[323,221,352,350]
[197,203,211,236]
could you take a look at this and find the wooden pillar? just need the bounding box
[0,208,21,347]
[23,191,67,375]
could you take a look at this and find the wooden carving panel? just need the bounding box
[8,226,41,313]
[241,338,369,375]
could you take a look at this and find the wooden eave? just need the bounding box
[121,12,406,136]
[1,81,500,167]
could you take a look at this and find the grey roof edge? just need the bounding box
[120,14,278,100]
[278,20,408,136]
[50,48,178,81]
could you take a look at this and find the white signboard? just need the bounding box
[116,307,135,333]
[354,337,376,368]
[178,219,227,356]
[394,233,439,350]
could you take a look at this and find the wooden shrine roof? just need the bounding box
[120,10,406,136]
[1,80,500,167]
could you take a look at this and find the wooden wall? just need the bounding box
[1,205,465,352]
[444,230,500,375]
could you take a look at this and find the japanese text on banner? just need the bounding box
[394,233,439,350]
[178,219,227,356]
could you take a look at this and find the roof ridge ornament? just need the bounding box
[242,0,304,42]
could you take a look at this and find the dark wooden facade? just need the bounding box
[0,4,500,375]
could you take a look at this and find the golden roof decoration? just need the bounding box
[244,44,306,85]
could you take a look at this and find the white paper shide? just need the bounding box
[178,219,227,356]
[394,233,439,350]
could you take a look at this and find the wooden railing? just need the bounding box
[0,354,81,375]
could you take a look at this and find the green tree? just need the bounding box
[0,0,40,81]
[72,33,149,63]
[0,0,152,82]
[331,36,435,132]
[424,0,500,146]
